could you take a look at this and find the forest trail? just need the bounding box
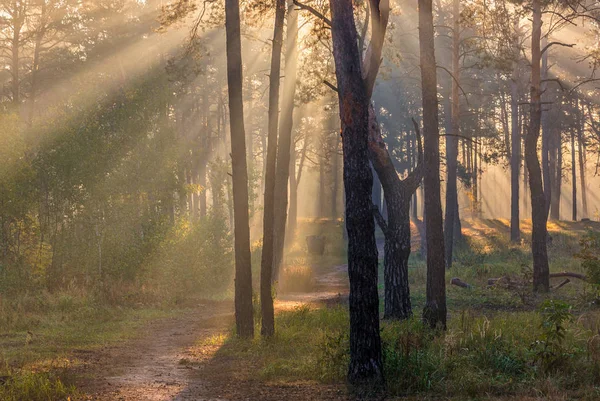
[77,263,349,401]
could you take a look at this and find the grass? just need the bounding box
[2,217,600,399]
[0,286,206,400]
[205,217,600,400]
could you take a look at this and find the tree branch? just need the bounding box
[541,41,575,55]
[402,118,424,193]
[372,203,389,235]
[323,79,338,92]
[293,0,331,26]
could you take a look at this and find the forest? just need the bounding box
[1,0,600,398]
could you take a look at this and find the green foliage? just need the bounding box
[149,214,234,302]
[577,231,600,285]
[0,370,77,401]
[531,300,574,373]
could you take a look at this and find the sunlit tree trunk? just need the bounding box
[287,135,308,241]
[541,36,552,219]
[331,133,340,219]
[260,0,285,337]
[225,0,254,338]
[444,0,460,268]
[329,0,383,383]
[550,128,561,220]
[525,0,549,292]
[272,0,298,281]
[419,0,447,329]
[28,1,46,126]
[578,101,588,218]
[510,26,521,242]
[572,125,577,221]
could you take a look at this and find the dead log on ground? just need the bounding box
[451,277,472,289]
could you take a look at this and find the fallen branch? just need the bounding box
[552,278,571,290]
[451,277,472,289]
[549,271,587,281]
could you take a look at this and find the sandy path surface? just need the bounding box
[77,264,350,401]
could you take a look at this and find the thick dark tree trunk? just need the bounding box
[329,0,383,384]
[273,0,299,282]
[369,112,422,321]
[419,0,447,329]
[526,0,550,292]
[260,0,286,337]
[444,0,460,268]
[225,0,254,338]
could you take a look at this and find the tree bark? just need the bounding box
[541,36,551,219]
[329,0,383,384]
[369,113,422,320]
[510,31,521,242]
[572,125,577,221]
[525,0,550,292]
[225,0,254,338]
[444,0,460,268]
[260,0,286,337]
[419,0,447,329]
[578,101,588,218]
[273,0,299,282]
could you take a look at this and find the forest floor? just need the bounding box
[5,218,600,400]
[75,262,351,400]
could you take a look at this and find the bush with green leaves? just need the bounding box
[577,231,600,285]
[530,299,574,373]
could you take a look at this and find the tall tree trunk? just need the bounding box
[329,0,383,383]
[411,136,419,221]
[331,133,340,219]
[572,126,577,221]
[419,0,447,329]
[510,32,521,242]
[12,6,22,107]
[260,0,285,337]
[444,0,460,268]
[225,0,254,337]
[578,101,588,218]
[273,0,298,281]
[369,112,422,321]
[541,36,551,219]
[29,1,46,127]
[525,0,550,292]
[287,135,308,240]
[319,147,326,217]
[552,131,561,220]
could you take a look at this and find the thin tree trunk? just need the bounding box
[260,0,285,337]
[444,0,460,268]
[526,0,550,292]
[510,31,521,242]
[578,100,588,218]
[331,134,340,219]
[225,0,254,337]
[329,0,383,383]
[541,36,551,219]
[287,135,309,240]
[419,0,447,329]
[273,0,298,281]
[572,126,577,221]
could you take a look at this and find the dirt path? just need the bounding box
[77,264,349,401]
